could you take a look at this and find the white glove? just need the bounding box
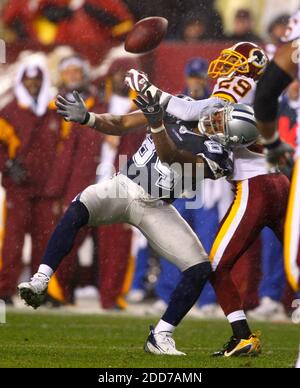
[125,69,160,98]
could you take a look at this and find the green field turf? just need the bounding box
[0,311,299,368]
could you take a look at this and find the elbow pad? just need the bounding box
[254,61,293,122]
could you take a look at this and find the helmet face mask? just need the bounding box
[199,103,259,148]
[198,105,227,144]
[207,42,268,80]
[208,49,250,79]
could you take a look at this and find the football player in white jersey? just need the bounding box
[125,41,292,357]
[254,10,300,367]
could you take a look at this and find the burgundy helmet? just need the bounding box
[208,41,268,81]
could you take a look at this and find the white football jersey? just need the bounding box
[212,75,257,106]
[231,147,266,181]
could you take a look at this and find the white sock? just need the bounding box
[154,319,175,334]
[226,310,246,323]
[37,264,53,279]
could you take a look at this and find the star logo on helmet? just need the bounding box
[229,135,239,143]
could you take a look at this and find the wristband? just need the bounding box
[150,124,165,134]
[262,132,282,150]
[82,112,96,127]
[261,131,279,145]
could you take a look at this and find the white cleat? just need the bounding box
[18,272,49,309]
[144,326,186,356]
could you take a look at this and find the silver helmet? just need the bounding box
[198,103,259,147]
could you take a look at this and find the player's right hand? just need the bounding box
[56,91,88,124]
[125,69,160,98]
[264,139,295,178]
[133,91,164,129]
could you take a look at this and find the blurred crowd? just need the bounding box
[1,0,300,44]
[0,0,300,321]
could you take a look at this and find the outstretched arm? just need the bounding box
[125,68,223,121]
[91,111,147,135]
[56,90,147,136]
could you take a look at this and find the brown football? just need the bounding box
[125,17,168,54]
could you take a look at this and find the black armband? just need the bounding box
[263,137,282,150]
[81,112,90,125]
[254,61,293,122]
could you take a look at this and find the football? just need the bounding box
[125,16,168,54]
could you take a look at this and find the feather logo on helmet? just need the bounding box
[250,49,268,68]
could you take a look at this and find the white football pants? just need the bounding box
[79,174,207,271]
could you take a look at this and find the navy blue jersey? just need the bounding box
[121,115,233,202]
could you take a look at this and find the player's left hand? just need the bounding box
[56,91,88,124]
[125,69,161,99]
[133,91,164,128]
[264,139,295,178]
